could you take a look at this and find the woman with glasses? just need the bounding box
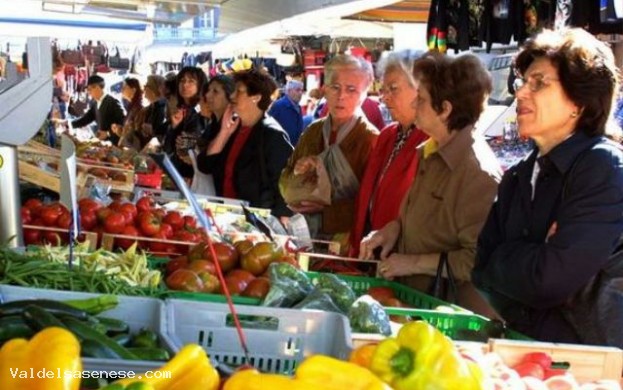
[473,28,623,343]
[163,66,207,180]
[359,52,501,317]
[349,50,428,258]
[197,69,293,218]
[280,55,379,254]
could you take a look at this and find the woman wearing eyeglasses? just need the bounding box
[473,28,623,343]
[279,55,379,254]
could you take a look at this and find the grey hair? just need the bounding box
[324,54,374,88]
[376,49,425,85]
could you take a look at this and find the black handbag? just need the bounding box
[428,252,458,303]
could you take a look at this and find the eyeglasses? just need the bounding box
[513,74,560,93]
[326,84,360,96]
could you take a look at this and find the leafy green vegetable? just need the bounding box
[315,273,356,313]
[348,295,392,336]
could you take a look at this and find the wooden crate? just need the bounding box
[296,252,376,272]
[100,233,196,257]
[23,224,98,251]
[489,339,623,382]
[18,160,61,192]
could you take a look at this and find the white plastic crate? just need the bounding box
[162,299,352,374]
[0,284,168,372]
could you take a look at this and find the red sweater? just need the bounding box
[349,123,428,256]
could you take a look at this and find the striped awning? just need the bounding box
[343,0,431,23]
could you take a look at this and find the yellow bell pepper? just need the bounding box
[369,321,484,390]
[114,344,219,390]
[296,355,391,390]
[223,369,319,390]
[0,327,82,390]
[223,355,391,390]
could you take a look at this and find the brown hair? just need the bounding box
[232,69,278,111]
[413,52,492,131]
[175,66,208,107]
[514,28,620,136]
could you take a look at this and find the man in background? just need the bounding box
[269,80,305,145]
[70,75,125,144]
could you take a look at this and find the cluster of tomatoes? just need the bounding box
[164,240,299,300]
[21,196,208,253]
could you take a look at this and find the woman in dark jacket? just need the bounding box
[196,69,293,218]
[163,66,207,179]
[473,28,623,344]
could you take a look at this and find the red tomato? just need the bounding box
[160,223,174,239]
[367,286,396,302]
[79,210,97,231]
[174,230,198,244]
[165,256,189,276]
[148,231,171,253]
[138,212,162,237]
[103,212,126,234]
[521,352,553,370]
[23,228,41,245]
[78,198,102,214]
[164,211,185,230]
[222,270,255,295]
[20,207,32,225]
[152,208,166,220]
[241,277,270,299]
[119,203,138,221]
[188,260,217,276]
[96,207,114,225]
[165,269,204,292]
[30,218,44,227]
[56,213,73,230]
[40,207,62,226]
[136,196,155,213]
[116,225,139,250]
[203,242,239,273]
[23,198,43,212]
[108,200,123,212]
[198,272,220,293]
[543,368,568,380]
[513,361,545,380]
[183,215,197,229]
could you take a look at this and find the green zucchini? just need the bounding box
[112,333,131,347]
[63,295,118,315]
[81,338,124,359]
[97,317,130,335]
[126,347,170,361]
[21,305,67,332]
[62,317,138,360]
[0,315,35,341]
[129,328,159,349]
[0,299,88,320]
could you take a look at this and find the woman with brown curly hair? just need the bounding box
[473,28,623,343]
[360,52,501,316]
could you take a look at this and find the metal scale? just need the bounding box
[0,37,53,247]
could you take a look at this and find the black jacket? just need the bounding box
[71,94,125,144]
[196,115,293,217]
[473,132,623,342]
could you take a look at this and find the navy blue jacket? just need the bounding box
[473,131,623,342]
[268,95,303,146]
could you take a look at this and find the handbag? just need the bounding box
[428,252,458,303]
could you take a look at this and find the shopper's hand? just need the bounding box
[220,105,240,137]
[141,123,153,138]
[546,221,557,243]
[293,157,318,176]
[96,130,109,141]
[171,107,185,128]
[378,254,419,280]
[288,201,324,214]
[359,220,401,260]
[111,123,123,136]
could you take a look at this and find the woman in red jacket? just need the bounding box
[350,50,428,257]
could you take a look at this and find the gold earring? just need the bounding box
[571,112,578,118]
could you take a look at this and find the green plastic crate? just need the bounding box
[306,272,460,311]
[384,307,531,341]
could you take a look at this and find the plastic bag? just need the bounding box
[293,289,342,313]
[282,156,331,206]
[316,273,356,313]
[188,148,216,196]
[348,295,392,336]
[262,262,313,308]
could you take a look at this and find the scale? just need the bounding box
[0,37,53,247]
